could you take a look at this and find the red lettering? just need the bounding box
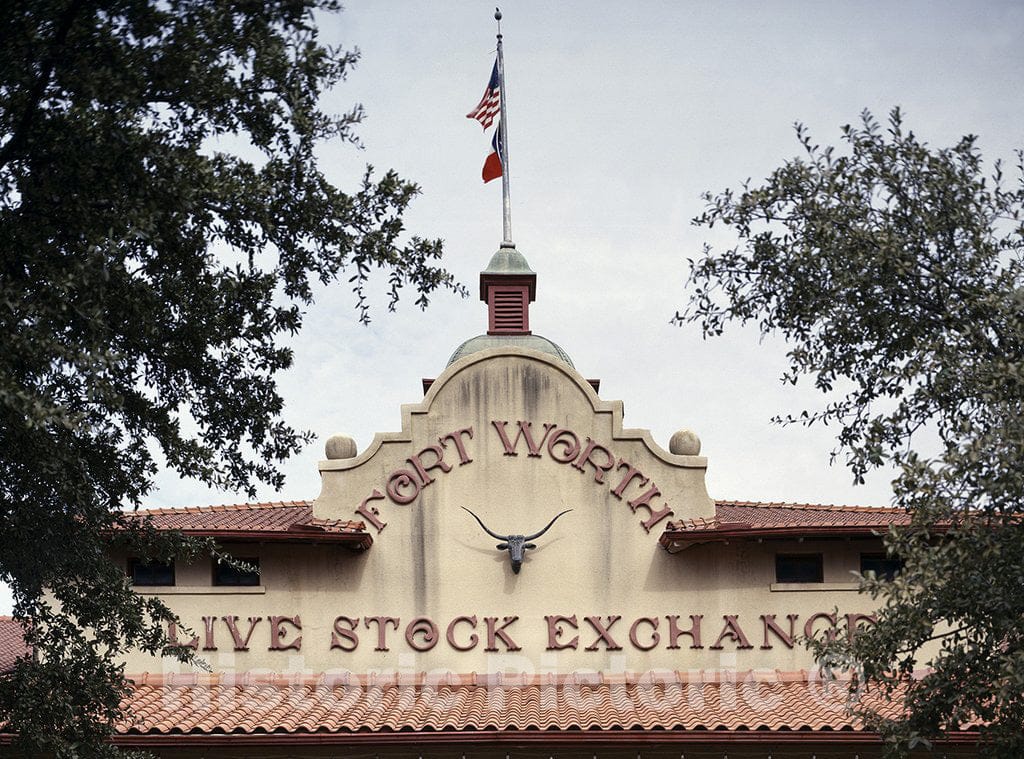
[710,615,753,650]
[355,489,387,533]
[201,616,217,651]
[491,420,556,457]
[547,428,581,463]
[627,483,674,532]
[407,444,451,486]
[611,460,648,499]
[484,615,521,651]
[268,615,302,651]
[760,614,799,649]
[584,615,622,651]
[845,613,877,643]
[167,621,198,650]
[446,616,478,651]
[545,614,579,650]
[405,617,439,652]
[628,483,660,510]
[364,616,400,651]
[222,616,262,652]
[666,614,703,649]
[804,612,839,642]
[439,427,474,465]
[571,438,616,483]
[640,503,674,531]
[629,617,660,651]
[331,616,359,651]
[386,469,422,504]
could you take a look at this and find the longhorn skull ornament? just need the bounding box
[462,507,572,574]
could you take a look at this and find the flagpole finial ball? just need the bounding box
[494,8,502,21]
[669,429,702,456]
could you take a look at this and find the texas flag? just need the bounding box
[482,123,503,184]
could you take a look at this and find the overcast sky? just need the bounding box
[4,0,1024,614]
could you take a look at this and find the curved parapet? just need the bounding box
[315,346,713,531]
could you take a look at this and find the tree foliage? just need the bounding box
[0,1,461,755]
[681,109,1024,757]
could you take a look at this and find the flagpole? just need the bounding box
[495,8,513,246]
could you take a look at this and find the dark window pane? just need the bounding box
[775,554,823,583]
[860,553,901,580]
[129,558,175,586]
[213,557,260,586]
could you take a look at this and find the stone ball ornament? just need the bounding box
[325,434,357,460]
[669,428,701,456]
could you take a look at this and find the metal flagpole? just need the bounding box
[495,8,513,246]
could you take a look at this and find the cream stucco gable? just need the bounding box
[314,345,714,532]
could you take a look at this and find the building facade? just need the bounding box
[4,245,976,756]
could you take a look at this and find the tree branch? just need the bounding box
[0,0,87,168]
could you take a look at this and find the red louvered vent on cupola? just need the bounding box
[488,284,530,335]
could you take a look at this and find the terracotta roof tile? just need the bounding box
[715,501,910,530]
[113,670,948,737]
[119,501,370,547]
[661,501,911,548]
[128,501,318,532]
[0,617,29,672]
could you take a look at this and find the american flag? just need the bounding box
[466,59,500,129]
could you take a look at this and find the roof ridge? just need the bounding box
[717,499,901,513]
[129,500,313,517]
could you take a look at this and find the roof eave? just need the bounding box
[106,729,980,747]
[178,529,372,550]
[659,525,894,552]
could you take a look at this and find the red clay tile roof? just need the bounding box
[660,501,910,550]
[0,617,29,672]
[716,501,910,529]
[124,498,905,552]
[111,670,974,744]
[122,501,371,549]
[131,500,316,531]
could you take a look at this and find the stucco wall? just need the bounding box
[121,349,886,676]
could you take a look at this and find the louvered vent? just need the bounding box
[488,285,529,334]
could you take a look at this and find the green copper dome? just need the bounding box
[447,334,575,368]
[481,244,535,276]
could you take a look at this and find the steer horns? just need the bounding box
[461,507,572,574]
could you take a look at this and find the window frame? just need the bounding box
[774,553,824,584]
[212,556,261,587]
[128,558,176,587]
[860,552,902,581]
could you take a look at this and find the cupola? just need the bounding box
[479,242,536,334]
[429,242,589,390]
[444,243,574,372]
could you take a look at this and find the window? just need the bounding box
[213,557,261,586]
[860,552,901,580]
[775,554,823,583]
[129,558,175,587]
